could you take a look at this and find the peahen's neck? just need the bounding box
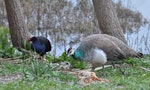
[74,50,83,60]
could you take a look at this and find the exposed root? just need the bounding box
[139,66,150,72]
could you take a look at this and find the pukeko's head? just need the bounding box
[28,36,51,57]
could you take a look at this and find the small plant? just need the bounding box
[45,51,87,69]
[0,27,31,59]
[0,27,13,58]
[0,27,10,50]
[23,60,52,80]
[0,62,24,75]
[23,59,77,84]
[47,51,88,69]
[0,27,20,58]
[67,55,87,69]
[59,52,67,61]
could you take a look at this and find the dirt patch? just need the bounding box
[0,73,24,84]
[57,69,109,86]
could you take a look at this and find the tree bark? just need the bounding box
[4,0,29,48]
[92,0,127,44]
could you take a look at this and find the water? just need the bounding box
[125,25,150,54]
[49,26,150,57]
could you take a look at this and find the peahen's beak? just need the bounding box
[66,47,74,57]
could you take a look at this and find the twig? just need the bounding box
[139,66,150,72]
[17,48,32,56]
[94,65,112,71]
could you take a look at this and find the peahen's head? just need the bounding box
[66,47,74,56]
[66,47,83,60]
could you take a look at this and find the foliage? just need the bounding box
[45,51,87,69]
[0,55,150,90]
[0,47,15,58]
[0,27,15,58]
[67,55,87,69]
[1,0,148,35]
[0,27,30,59]
[23,60,52,80]
[0,79,79,90]
[0,27,10,50]
[0,62,24,75]
[115,0,149,33]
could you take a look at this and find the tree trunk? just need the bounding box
[4,0,29,48]
[92,0,127,44]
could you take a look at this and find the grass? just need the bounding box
[0,55,150,90]
[0,79,79,90]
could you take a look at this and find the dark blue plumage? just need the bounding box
[29,36,51,56]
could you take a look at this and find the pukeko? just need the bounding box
[67,34,143,73]
[28,36,51,60]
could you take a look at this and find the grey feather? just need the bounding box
[102,34,143,58]
[76,34,126,61]
[71,34,142,71]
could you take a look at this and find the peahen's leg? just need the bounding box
[112,62,125,75]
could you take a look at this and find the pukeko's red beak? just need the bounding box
[28,37,31,41]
